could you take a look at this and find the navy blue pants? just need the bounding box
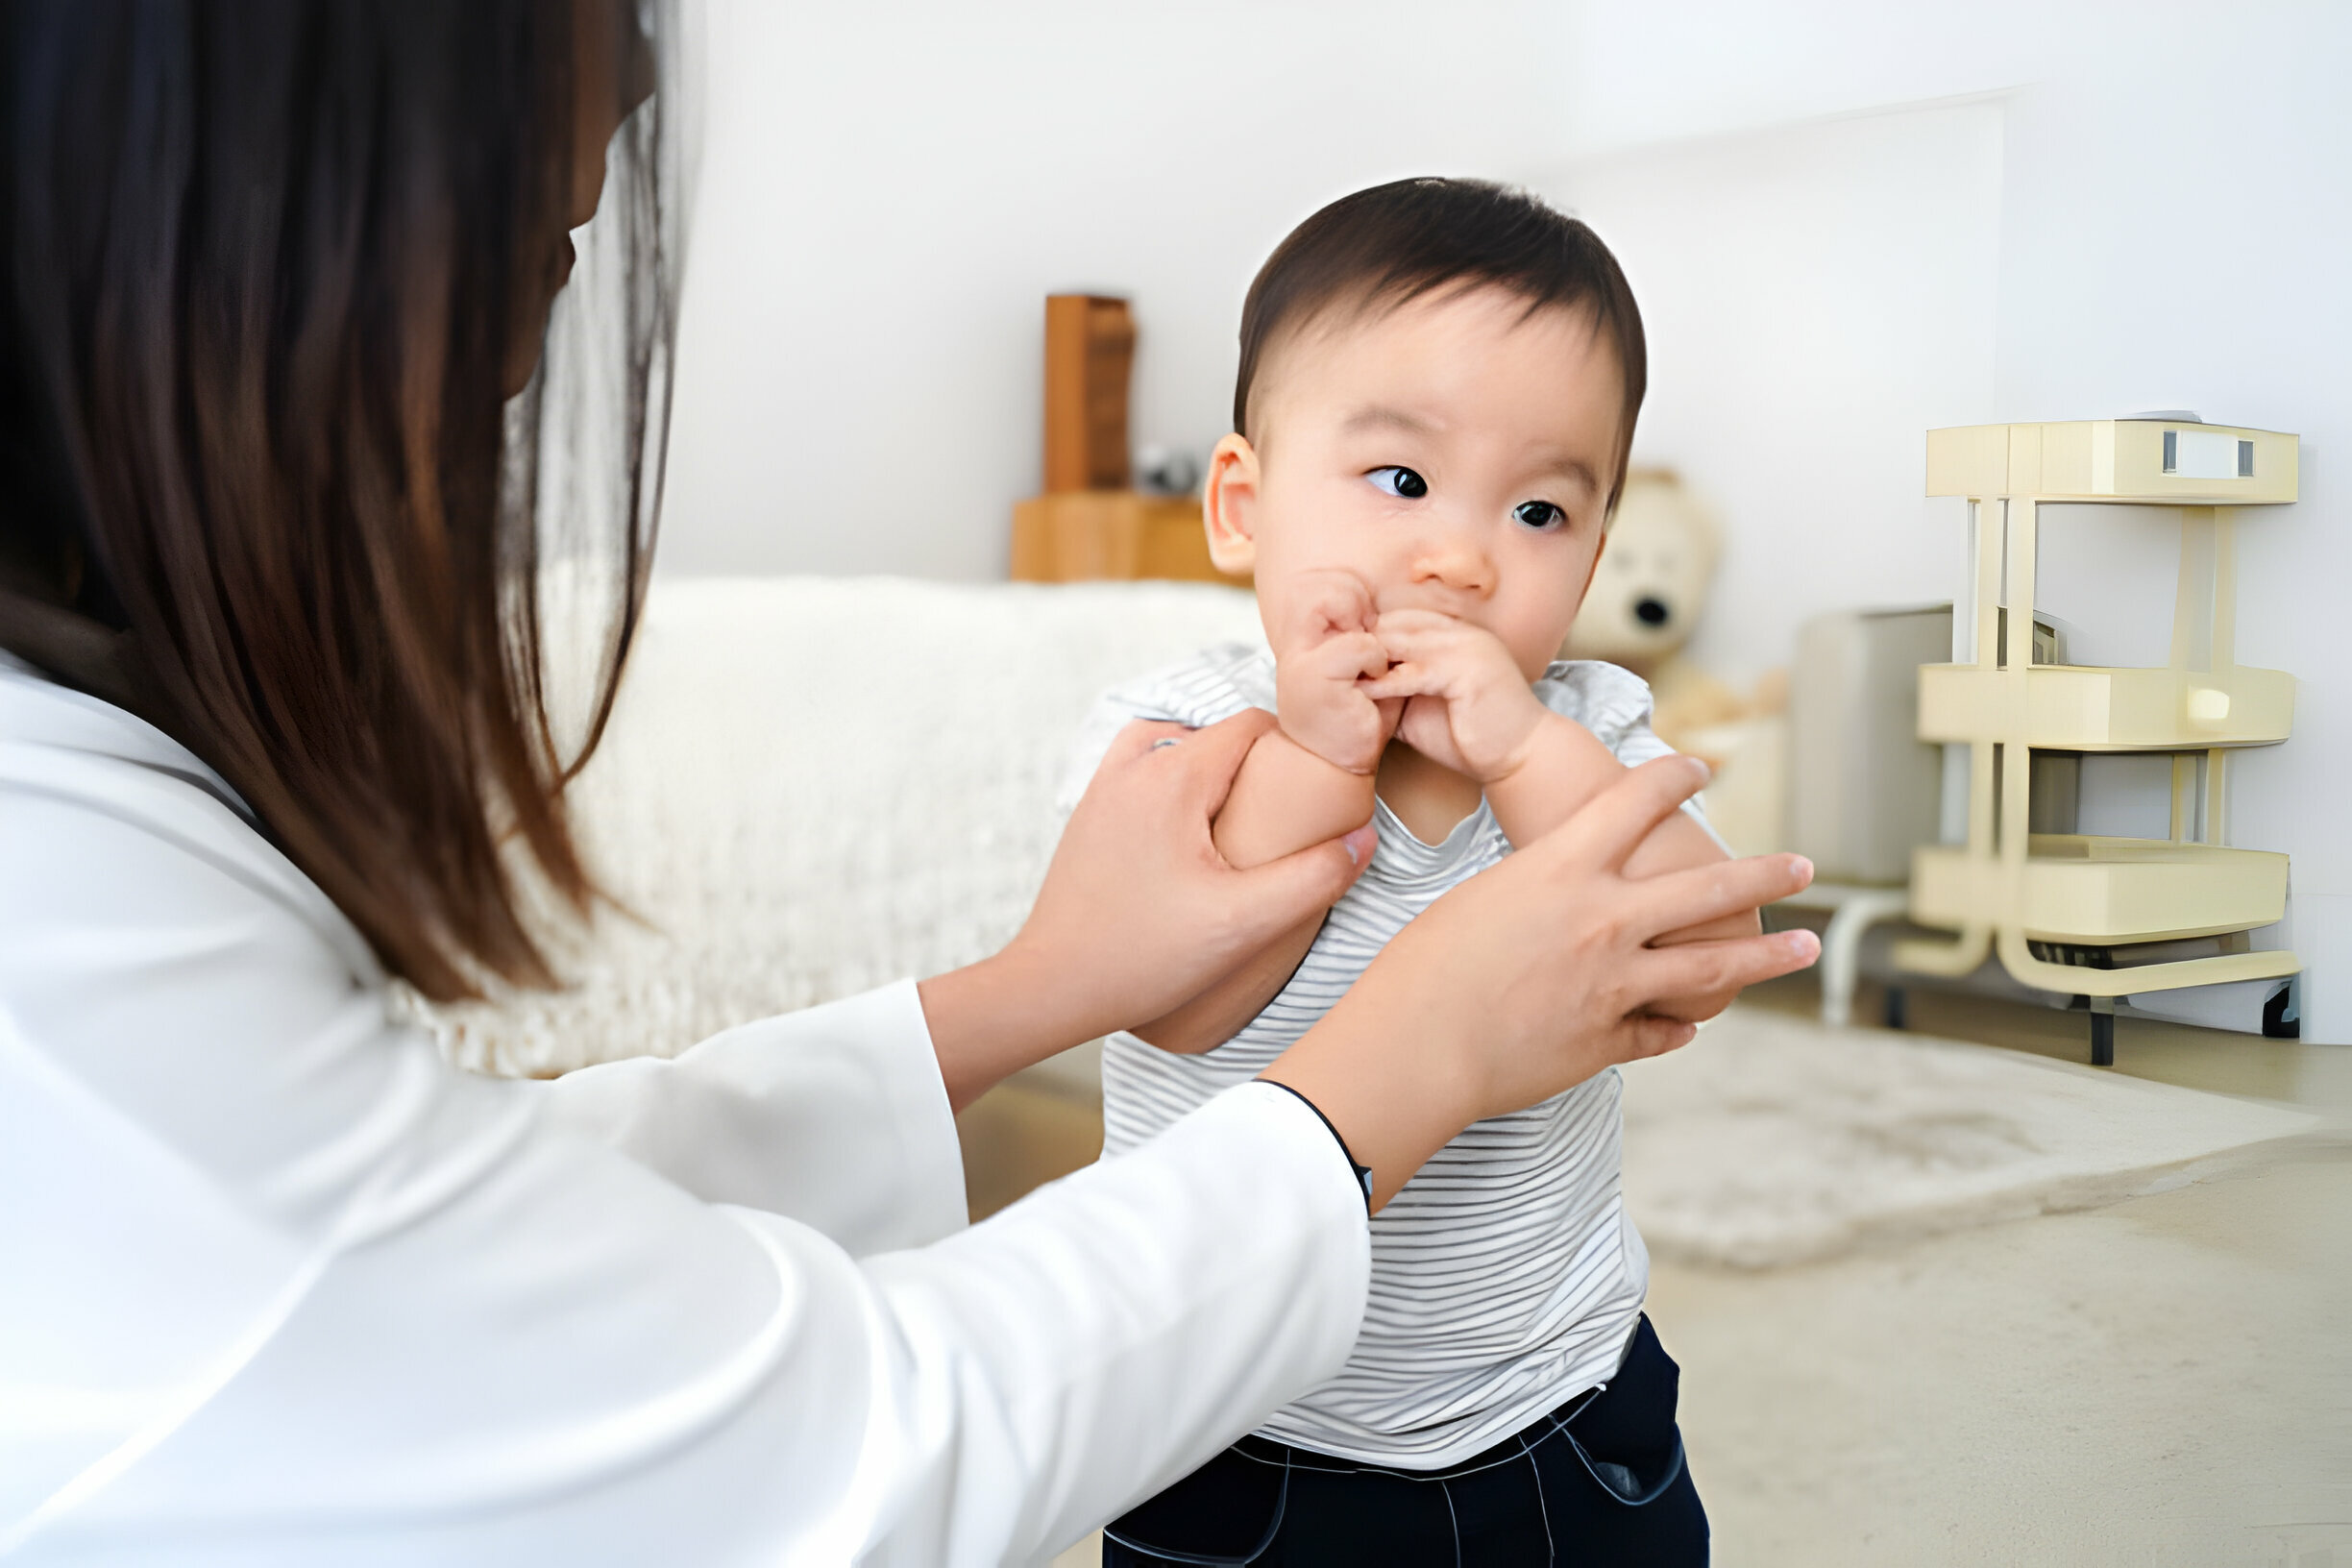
[1104,1315,1706,1567]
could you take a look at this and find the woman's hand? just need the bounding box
[1262,754,1818,1211]
[920,710,1376,1111]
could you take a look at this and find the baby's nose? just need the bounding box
[1408,533,1495,598]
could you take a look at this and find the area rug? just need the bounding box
[1618,1009,2322,1268]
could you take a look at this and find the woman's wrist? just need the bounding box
[1260,982,1482,1213]
[1258,1080,1376,1213]
[919,939,1101,1113]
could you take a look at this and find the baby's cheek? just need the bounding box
[1518,592,1592,674]
[1257,585,1302,649]
[1475,609,1554,682]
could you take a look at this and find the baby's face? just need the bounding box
[1213,286,1623,682]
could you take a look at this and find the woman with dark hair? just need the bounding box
[0,4,1818,1561]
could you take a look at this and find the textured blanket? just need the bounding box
[419,575,1263,1076]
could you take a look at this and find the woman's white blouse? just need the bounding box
[0,656,1373,1565]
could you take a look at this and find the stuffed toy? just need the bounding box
[1565,468,1787,853]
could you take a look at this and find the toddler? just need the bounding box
[1067,179,1744,1566]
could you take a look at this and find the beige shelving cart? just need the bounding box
[1895,418,2300,1065]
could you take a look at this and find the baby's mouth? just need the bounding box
[1372,589,1475,623]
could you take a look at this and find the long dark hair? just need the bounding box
[0,2,677,1000]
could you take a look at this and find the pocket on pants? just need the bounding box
[1557,1315,1687,1504]
[1103,1439,1288,1566]
[1526,1316,1709,1564]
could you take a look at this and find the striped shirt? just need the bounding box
[1063,643,1691,1469]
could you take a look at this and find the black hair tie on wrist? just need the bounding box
[1262,1081,1374,1213]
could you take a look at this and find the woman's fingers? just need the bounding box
[970,705,1349,1077]
[1151,709,1375,933]
[1617,1013,1702,1062]
[1621,851,1814,940]
[1220,823,1379,950]
[1539,753,1713,873]
[1102,717,1199,768]
[1142,708,1278,820]
[1626,927,1822,1007]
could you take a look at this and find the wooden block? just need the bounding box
[1043,295,1135,492]
[1010,492,1247,586]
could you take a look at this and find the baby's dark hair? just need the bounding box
[1234,177,1647,511]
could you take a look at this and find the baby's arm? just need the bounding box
[1369,613,1755,1023]
[1483,717,1727,881]
[1132,575,1394,1054]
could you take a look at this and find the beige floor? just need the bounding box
[1660,976,2351,1567]
[989,977,2352,1567]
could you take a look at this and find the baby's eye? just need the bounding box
[1513,500,1567,532]
[1365,466,1429,500]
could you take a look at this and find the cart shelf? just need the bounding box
[1926,419,2298,505]
[1912,836,2288,945]
[1916,662,2294,750]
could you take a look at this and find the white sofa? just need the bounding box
[420,576,1265,1083]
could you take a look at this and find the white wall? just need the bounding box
[660,0,1559,579]
[1537,0,2352,1038]
[1529,99,2006,690]
[659,0,2350,1037]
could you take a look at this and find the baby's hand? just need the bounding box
[1362,610,1552,784]
[1272,571,1401,775]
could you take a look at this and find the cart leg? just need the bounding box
[2090,998,2117,1067]
[1818,890,1914,1028]
[1818,908,1863,1028]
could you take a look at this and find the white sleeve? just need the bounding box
[0,689,1371,1567]
[538,981,968,1256]
[836,1083,1368,1563]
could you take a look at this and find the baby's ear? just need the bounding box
[1203,433,1261,576]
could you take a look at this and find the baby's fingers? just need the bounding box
[1372,607,1460,639]
[1282,570,1379,644]
[1360,643,1490,700]
[1375,615,1512,684]
[1370,610,1469,661]
[1306,628,1391,684]
[1359,659,1443,700]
